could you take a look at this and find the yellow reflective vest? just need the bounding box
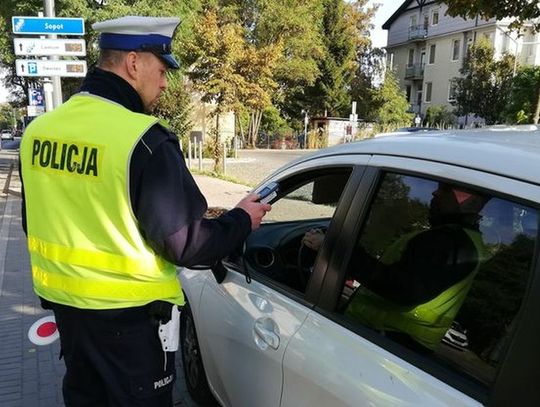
[20,94,183,309]
[346,228,484,350]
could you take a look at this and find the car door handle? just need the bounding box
[253,319,280,350]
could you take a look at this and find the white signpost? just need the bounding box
[14,38,86,56]
[27,105,46,117]
[12,11,87,113]
[16,59,87,78]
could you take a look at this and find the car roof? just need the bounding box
[290,125,540,186]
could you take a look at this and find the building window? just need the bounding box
[408,49,415,67]
[429,44,436,64]
[410,15,417,28]
[431,9,439,26]
[387,52,394,70]
[423,14,429,29]
[406,85,412,102]
[448,80,458,101]
[452,39,461,61]
[425,82,432,103]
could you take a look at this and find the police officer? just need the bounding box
[19,16,271,406]
[304,183,488,351]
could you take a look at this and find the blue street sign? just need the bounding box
[29,88,44,107]
[27,62,38,75]
[12,16,85,35]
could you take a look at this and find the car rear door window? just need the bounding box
[339,172,537,389]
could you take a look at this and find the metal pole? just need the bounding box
[188,140,192,168]
[222,142,227,174]
[43,81,54,112]
[198,141,203,171]
[303,110,308,149]
[44,0,62,108]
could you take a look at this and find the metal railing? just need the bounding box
[409,25,428,41]
[405,63,425,79]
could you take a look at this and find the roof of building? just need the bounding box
[382,0,438,30]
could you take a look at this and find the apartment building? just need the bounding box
[383,0,540,124]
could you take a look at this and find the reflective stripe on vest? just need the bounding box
[20,94,183,309]
[346,228,484,350]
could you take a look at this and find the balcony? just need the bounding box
[409,25,428,41]
[405,63,425,80]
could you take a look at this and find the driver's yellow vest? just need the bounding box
[346,228,484,350]
[20,94,183,309]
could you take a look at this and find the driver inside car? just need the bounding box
[303,182,490,352]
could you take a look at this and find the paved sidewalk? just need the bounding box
[0,150,250,407]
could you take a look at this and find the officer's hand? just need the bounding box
[235,193,272,230]
[302,228,325,251]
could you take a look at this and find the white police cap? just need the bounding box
[92,16,180,69]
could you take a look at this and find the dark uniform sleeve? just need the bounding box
[130,125,251,267]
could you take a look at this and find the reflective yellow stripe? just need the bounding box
[32,265,180,301]
[28,235,166,275]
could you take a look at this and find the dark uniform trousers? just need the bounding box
[46,299,176,407]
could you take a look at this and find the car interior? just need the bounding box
[232,168,353,292]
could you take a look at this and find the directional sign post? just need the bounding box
[14,38,86,56]
[12,16,85,35]
[16,59,87,78]
[12,11,87,112]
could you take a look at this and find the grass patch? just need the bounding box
[190,169,255,187]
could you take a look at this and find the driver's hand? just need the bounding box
[303,228,325,251]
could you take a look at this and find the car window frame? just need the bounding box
[224,162,367,306]
[314,159,540,405]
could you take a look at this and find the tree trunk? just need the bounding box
[253,110,263,143]
[533,79,540,124]
[236,112,245,147]
[247,110,263,148]
[213,114,222,173]
[247,112,255,148]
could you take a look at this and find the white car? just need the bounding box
[180,126,540,406]
[1,130,13,140]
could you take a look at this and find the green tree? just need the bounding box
[445,0,540,32]
[153,74,192,143]
[0,1,196,139]
[183,5,244,171]
[445,0,540,123]
[504,66,540,124]
[225,0,325,142]
[0,2,194,94]
[453,37,514,125]
[349,1,381,122]
[425,105,457,128]
[0,103,22,130]
[259,105,291,147]
[372,69,413,133]
[303,0,357,117]
[183,3,282,168]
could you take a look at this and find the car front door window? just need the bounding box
[240,168,353,293]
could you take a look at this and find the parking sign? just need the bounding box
[27,62,38,75]
[29,88,44,106]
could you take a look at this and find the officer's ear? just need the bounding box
[124,51,140,80]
